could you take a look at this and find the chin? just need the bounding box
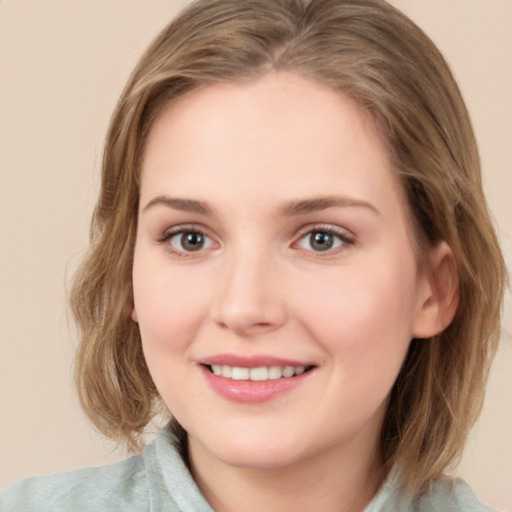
[215,444,302,470]
[190,425,309,470]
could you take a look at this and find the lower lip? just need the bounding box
[201,366,312,404]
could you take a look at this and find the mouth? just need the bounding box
[203,364,315,381]
[199,356,317,403]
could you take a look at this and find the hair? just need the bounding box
[71,0,507,497]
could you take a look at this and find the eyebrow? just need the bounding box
[142,196,213,215]
[279,196,380,216]
[142,194,380,217]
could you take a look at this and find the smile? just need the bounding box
[207,364,310,381]
[199,356,316,403]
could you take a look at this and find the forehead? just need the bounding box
[140,72,406,220]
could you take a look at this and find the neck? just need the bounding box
[188,431,386,512]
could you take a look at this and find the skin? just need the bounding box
[132,72,456,512]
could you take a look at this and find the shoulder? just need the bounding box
[366,473,496,512]
[415,477,497,512]
[0,454,148,512]
[0,427,209,512]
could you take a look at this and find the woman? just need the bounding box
[1,0,507,510]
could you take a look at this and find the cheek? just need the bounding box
[132,264,214,412]
[296,257,418,373]
[133,262,210,357]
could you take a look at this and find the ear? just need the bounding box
[412,241,459,339]
[131,306,138,323]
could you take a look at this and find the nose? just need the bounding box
[210,248,287,336]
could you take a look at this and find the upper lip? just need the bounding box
[199,354,315,368]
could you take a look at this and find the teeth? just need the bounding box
[282,366,295,378]
[231,367,249,380]
[250,367,268,381]
[210,364,307,381]
[268,366,282,379]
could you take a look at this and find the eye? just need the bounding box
[295,228,352,253]
[163,229,216,254]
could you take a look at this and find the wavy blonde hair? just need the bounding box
[71,0,508,495]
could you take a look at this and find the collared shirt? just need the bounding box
[0,426,496,511]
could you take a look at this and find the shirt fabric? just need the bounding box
[0,426,496,512]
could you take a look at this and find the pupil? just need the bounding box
[182,232,204,251]
[310,231,333,251]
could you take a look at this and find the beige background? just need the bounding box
[0,1,511,509]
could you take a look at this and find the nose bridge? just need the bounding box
[211,240,286,334]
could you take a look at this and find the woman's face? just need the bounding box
[132,72,432,472]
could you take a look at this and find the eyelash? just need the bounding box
[158,225,216,257]
[157,224,355,257]
[294,225,355,255]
